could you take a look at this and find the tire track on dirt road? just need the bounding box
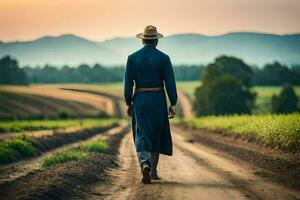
[89,128,300,200]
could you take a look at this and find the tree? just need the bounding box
[271,84,299,113]
[262,62,292,85]
[202,56,253,87]
[0,56,29,85]
[194,56,256,116]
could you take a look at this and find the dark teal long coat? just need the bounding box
[124,45,178,156]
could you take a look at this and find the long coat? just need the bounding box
[124,45,178,156]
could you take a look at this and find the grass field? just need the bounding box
[174,113,300,152]
[0,118,121,133]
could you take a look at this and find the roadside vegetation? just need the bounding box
[42,140,108,167]
[0,118,121,133]
[175,113,300,152]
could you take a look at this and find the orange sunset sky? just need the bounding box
[0,0,300,42]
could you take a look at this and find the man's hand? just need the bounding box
[127,105,133,117]
[168,106,176,118]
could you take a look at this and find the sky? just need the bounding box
[0,0,300,42]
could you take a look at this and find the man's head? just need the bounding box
[136,25,163,46]
[142,39,158,46]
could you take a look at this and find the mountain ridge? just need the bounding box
[0,32,299,67]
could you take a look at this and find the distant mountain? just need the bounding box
[0,32,300,67]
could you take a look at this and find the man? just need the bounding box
[124,25,177,184]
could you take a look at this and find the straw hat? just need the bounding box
[136,25,164,40]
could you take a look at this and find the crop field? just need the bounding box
[0,91,102,120]
[58,83,124,98]
[0,118,121,133]
[174,113,300,152]
[0,118,122,164]
[0,83,299,199]
[0,85,116,118]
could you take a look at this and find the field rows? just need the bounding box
[0,119,122,165]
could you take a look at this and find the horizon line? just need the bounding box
[1,31,300,43]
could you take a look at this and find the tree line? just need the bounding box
[0,55,300,85]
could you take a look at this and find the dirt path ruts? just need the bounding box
[89,128,300,200]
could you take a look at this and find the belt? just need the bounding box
[135,87,163,92]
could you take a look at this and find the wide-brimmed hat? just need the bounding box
[136,25,164,40]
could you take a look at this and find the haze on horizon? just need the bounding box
[1,0,300,42]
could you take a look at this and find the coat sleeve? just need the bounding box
[163,56,178,106]
[124,55,134,106]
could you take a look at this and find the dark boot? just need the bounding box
[141,162,151,184]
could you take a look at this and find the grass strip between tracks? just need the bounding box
[42,140,108,167]
[174,113,300,152]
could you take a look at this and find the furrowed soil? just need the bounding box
[0,85,115,117]
[0,91,99,119]
[59,88,125,118]
[0,124,119,184]
[0,125,129,200]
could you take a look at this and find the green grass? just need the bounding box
[0,136,37,164]
[175,113,300,152]
[0,118,121,133]
[80,140,109,153]
[42,149,87,167]
[42,140,109,167]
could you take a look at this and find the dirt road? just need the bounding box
[89,128,300,200]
